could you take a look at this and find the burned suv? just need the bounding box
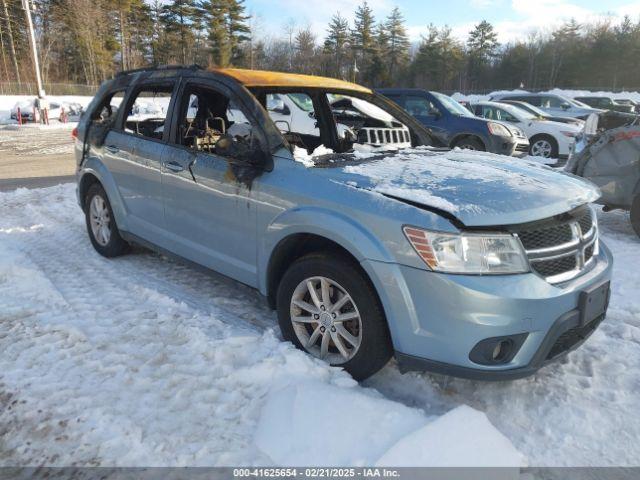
[75,66,612,380]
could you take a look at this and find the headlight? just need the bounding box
[487,122,512,137]
[403,226,530,274]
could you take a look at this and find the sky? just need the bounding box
[246,0,640,44]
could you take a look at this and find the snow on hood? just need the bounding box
[336,147,600,227]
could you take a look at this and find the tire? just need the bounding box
[453,136,485,151]
[84,183,129,257]
[276,252,393,380]
[529,134,559,159]
[631,194,640,238]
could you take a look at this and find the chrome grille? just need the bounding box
[515,208,598,283]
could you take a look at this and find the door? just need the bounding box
[402,95,448,144]
[161,80,261,286]
[109,83,176,238]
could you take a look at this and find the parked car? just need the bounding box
[378,88,530,156]
[566,113,640,237]
[614,98,640,114]
[265,92,410,148]
[76,66,612,380]
[499,99,584,127]
[490,92,603,120]
[471,101,582,160]
[573,96,635,114]
[9,98,82,122]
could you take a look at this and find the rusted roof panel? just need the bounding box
[212,68,372,94]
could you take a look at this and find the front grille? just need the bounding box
[515,207,598,283]
[533,256,577,278]
[578,209,593,235]
[546,315,603,359]
[515,143,529,152]
[518,224,573,250]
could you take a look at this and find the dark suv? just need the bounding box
[377,88,529,156]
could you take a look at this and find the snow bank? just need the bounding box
[255,384,525,470]
[254,382,428,466]
[376,405,524,468]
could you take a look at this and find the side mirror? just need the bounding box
[561,103,570,110]
[274,120,291,133]
[267,98,290,115]
[429,108,441,119]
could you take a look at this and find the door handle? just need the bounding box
[105,145,119,154]
[164,161,184,173]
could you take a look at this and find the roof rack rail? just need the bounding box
[116,64,203,77]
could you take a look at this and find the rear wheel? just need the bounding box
[529,134,559,159]
[631,194,640,238]
[276,253,392,380]
[454,136,485,151]
[85,183,129,257]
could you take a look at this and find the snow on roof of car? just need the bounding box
[213,68,372,94]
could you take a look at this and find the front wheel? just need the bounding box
[529,135,559,159]
[276,253,392,380]
[454,137,485,151]
[631,194,640,238]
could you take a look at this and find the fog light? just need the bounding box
[492,340,511,361]
[469,333,528,366]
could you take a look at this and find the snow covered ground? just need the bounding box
[0,182,639,467]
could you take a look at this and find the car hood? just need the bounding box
[324,147,600,227]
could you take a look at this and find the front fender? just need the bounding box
[78,157,130,232]
[257,205,394,294]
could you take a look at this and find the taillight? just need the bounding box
[71,127,78,139]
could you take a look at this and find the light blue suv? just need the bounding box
[75,66,613,380]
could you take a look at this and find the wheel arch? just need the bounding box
[266,233,359,308]
[261,204,397,304]
[78,159,129,231]
[450,133,486,150]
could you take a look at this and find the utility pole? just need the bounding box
[21,0,45,97]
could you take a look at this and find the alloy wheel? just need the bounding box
[89,194,111,246]
[289,276,362,364]
[531,139,553,158]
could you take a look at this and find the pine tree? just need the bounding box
[201,0,250,67]
[160,0,197,64]
[323,13,349,78]
[466,20,499,88]
[385,7,409,83]
[350,1,375,82]
[467,20,499,62]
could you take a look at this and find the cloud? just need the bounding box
[406,0,640,45]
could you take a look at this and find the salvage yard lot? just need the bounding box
[0,127,639,466]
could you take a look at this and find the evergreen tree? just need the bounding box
[160,0,197,64]
[323,13,350,78]
[466,20,499,88]
[201,0,250,67]
[350,1,375,83]
[385,7,409,83]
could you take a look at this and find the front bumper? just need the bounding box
[361,241,613,380]
[486,134,530,157]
